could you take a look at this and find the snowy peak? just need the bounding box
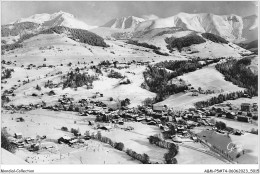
[102,16,145,29]
[12,11,96,30]
[135,12,257,42]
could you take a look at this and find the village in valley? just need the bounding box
[1,1,259,165]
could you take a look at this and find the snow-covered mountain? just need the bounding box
[135,12,258,42]
[12,11,97,30]
[101,16,145,29]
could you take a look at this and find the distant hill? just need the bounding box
[1,22,40,37]
[39,26,108,47]
[238,40,258,54]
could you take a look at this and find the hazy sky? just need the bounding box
[1,1,258,26]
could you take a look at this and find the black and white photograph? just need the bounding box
[1,1,259,173]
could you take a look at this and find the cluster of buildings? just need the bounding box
[7,131,47,152]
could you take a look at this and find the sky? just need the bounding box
[1,1,258,26]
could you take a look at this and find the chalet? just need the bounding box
[167,116,173,122]
[135,116,146,122]
[58,135,72,144]
[177,126,185,133]
[226,112,236,119]
[48,90,56,96]
[198,61,206,65]
[118,119,124,125]
[15,117,24,122]
[237,116,250,123]
[99,125,112,131]
[28,143,40,151]
[189,108,196,112]
[152,104,167,112]
[172,136,182,143]
[241,103,251,112]
[146,117,152,122]
[14,132,23,139]
[233,130,243,136]
[192,92,198,96]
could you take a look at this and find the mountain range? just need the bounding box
[1,11,258,45]
[135,12,258,43]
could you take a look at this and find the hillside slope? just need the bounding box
[132,28,251,59]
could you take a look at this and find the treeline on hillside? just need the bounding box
[62,70,99,89]
[201,33,228,44]
[1,22,40,37]
[195,91,246,109]
[238,40,258,50]
[1,43,23,51]
[17,33,36,43]
[153,49,169,56]
[155,59,220,80]
[127,40,160,50]
[215,57,258,96]
[39,26,108,47]
[165,35,206,52]
[142,65,188,102]
[143,59,223,102]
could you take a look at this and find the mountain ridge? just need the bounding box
[135,12,258,42]
[11,11,97,30]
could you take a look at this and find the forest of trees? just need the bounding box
[153,49,169,56]
[194,91,247,108]
[165,34,206,52]
[215,57,258,96]
[1,128,16,153]
[40,26,108,47]
[155,59,204,79]
[142,65,188,102]
[127,40,160,50]
[62,70,98,89]
[107,70,124,79]
[201,33,228,44]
